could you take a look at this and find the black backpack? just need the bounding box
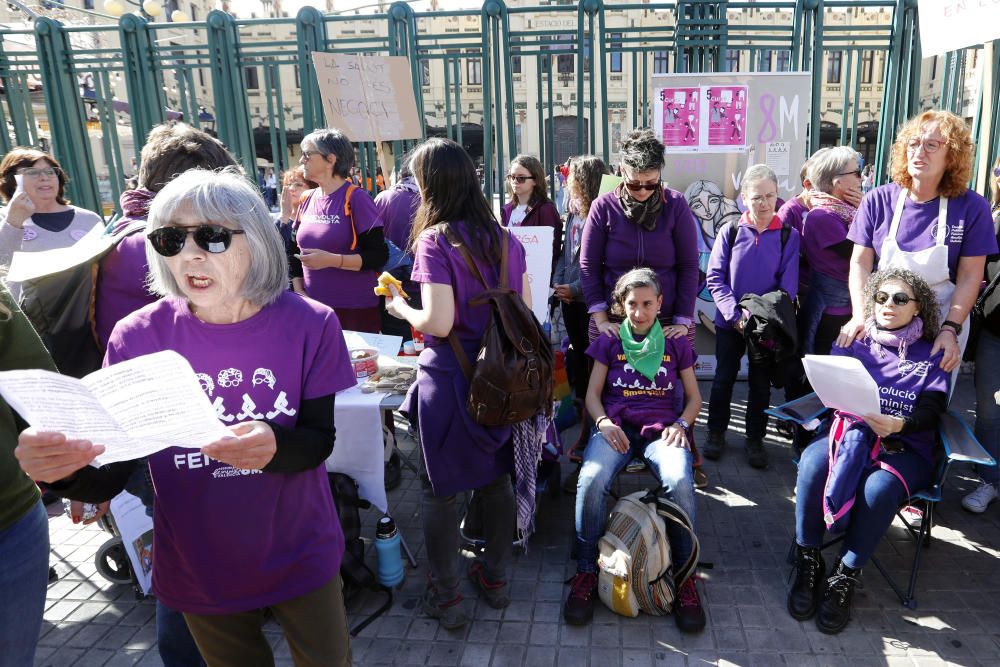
[726,219,792,257]
[445,226,554,427]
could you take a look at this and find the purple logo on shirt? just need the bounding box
[22,227,37,241]
[70,229,89,241]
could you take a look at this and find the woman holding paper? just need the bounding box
[15,169,356,665]
[0,147,103,300]
[789,267,947,635]
[579,128,700,344]
[290,128,388,333]
[0,284,57,667]
[838,110,997,373]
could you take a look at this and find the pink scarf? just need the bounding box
[120,188,156,218]
[864,316,923,363]
[809,191,856,226]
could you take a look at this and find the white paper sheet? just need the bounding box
[0,350,231,466]
[109,491,155,594]
[5,222,108,282]
[802,354,882,417]
[343,330,403,358]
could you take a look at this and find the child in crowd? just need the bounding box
[563,268,705,633]
[705,164,800,469]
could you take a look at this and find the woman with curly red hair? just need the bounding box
[838,110,998,377]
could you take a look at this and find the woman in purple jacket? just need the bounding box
[501,154,562,279]
[579,128,700,344]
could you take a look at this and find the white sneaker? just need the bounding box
[962,483,999,514]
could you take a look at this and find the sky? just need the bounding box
[242,0,483,16]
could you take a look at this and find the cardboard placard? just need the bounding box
[918,0,1000,58]
[509,226,554,326]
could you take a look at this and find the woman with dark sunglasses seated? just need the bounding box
[579,129,699,345]
[789,267,947,635]
[14,168,356,665]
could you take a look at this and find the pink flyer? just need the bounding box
[706,85,748,149]
[658,87,700,151]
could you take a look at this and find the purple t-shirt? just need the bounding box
[706,213,801,329]
[105,292,356,614]
[374,185,420,250]
[579,188,700,324]
[849,183,998,282]
[801,207,851,281]
[832,336,948,463]
[410,225,527,345]
[296,184,383,309]
[94,216,158,350]
[777,195,809,234]
[587,333,695,440]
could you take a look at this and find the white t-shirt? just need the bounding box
[508,204,529,227]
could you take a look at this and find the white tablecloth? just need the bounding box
[326,383,388,512]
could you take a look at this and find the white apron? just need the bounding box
[880,188,968,388]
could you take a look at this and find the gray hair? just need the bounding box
[807,145,859,194]
[799,146,830,186]
[619,128,665,173]
[145,168,288,307]
[740,164,778,195]
[302,128,354,179]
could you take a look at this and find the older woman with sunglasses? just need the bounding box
[15,168,356,666]
[579,128,700,343]
[0,147,103,301]
[789,268,946,635]
[839,111,997,377]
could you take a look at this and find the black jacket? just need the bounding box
[739,290,798,387]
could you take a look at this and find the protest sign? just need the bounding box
[918,0,1000,58]
[510,226,554,326]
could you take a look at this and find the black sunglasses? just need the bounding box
[875,290,918,307]
[507,174,534,184]
[148,225,246,257]
[624,180,660,192]
[837,169,862,179]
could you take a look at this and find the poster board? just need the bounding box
[109,491,154,595]
[917,0,1000,58]
[509,226,554,326]
[652,72,811,376]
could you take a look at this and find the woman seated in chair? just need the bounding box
[789,267,948,635]
[563,268,704,633]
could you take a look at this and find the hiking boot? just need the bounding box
[693,466,709,489]
[962,483,999,514]
[703,432,726,461]
[673,576,706,633]
[563,570,598,625]
[816,560,861,635]
[787,545,825,621]
[468,560,510,609]
[421,586,470,630]
[745,438,769,469]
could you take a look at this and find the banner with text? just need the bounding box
[510,226,554,327]
[918,0,1000,58]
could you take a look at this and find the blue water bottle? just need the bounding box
[374,516,405,588]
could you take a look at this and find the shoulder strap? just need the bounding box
[727,222,738,250]
[345,184,359,250]
[780,223,791,251]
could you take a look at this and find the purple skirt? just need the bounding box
[400,340,513,497]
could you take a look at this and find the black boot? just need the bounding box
[787,545,825,621]
[816,560,861,634]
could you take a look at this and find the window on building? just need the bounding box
[827,50,842,84]
[610,33,622,73]
[556,34,574,74]
[653,51,669,74]
[467,57,482,85]
[245,66,259,90]
[294,64,300,89]
[724,49,740,73]
[420,60,430,86]
[511,46,521,74]
[776,50,790,72]
[861,51,875,84]
[758,50,772,72]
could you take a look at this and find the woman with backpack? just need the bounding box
[501,154,562,280]
[290,128,388,333]
[384,138,530,631]
[789,268,947,635]
[562,268,704,632]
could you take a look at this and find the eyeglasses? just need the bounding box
[148,225,246,257]
[624,180,660,192]
[300,150,322,160]
[875,291,919,307]
[507,174,534,184]
[837,169,862,179]
[17,167,58,178]
[906,138,944,154]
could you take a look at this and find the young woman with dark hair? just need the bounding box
[501,154,562,279]
[386,138,532,630]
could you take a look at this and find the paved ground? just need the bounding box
[34,374,1000,666]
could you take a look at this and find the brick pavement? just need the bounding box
[35,375,1000,666]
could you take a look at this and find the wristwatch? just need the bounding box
[942,320,963,335]
[674,418,690,432]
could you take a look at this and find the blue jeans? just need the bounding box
[708,326,772,440]
[158,599,206,667]
[795,436,934,569]
[0,499,49,667]
[799,271,850,355]
[975,328,1000,487]
[575,426,695,573]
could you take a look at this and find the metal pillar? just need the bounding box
[206,9,256,178]
[119,13,165,151]
[296,6,328,134]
